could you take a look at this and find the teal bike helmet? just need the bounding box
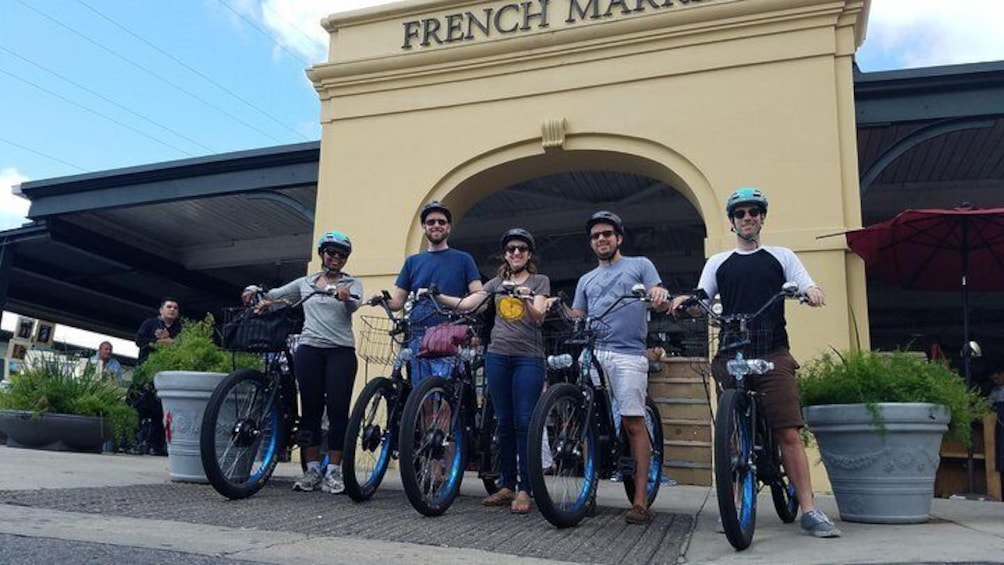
[725,187,768,216]
[317,230,352,254]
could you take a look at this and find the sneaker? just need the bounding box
[321,467,345,494]
[799,509,842,538]
[625,505,655,525]
[293,467,323,492]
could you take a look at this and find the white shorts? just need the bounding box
[593,350,648,417]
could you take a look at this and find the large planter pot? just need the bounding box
[803,402,950,524]
[154,371,228,483]
[0,409,113,453]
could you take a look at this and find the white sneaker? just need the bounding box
[321,467,345,494]
[293,467,323,492]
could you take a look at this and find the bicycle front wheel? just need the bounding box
[527,383,598,528]
[715,389,757,550]
[343,377,399,502]
[622,396,664,507]
[399,376,466,516]
[200,369,281,500]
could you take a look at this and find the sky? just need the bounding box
[2,0,1004,356]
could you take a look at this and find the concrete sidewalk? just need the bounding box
[1,446,1002,564]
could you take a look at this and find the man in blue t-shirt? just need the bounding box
[379,201,482,382]
[564,210,669,525]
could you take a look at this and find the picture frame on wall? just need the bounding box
[16,317,35,341]
[10,342,29,361]
[34,322,55,347]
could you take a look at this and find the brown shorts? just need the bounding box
[711,347,803,430]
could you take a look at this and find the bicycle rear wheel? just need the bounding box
[200,369,281,499]
[715,389,757,550]
[399,376,466,516]
[527,383,598,528]
[622,396,664,507]
[343,377,399,502]
[478,393,500,495]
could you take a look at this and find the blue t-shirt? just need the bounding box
[573,256,661,355]
[395,248,481,327]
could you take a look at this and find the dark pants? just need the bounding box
[485,352,544,494]
[293,344,357,453]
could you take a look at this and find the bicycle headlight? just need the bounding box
[547,354,573,370]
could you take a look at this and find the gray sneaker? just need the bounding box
[293,467,323,492]
[321,467,345,494]
[800,509,842,538]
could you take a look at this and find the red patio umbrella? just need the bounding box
[844,204,1004,495]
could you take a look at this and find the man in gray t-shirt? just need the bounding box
[565,211,669,525]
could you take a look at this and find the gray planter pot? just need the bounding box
[154,371,228,483]
[0,409,113,453]
[803,402,949,524]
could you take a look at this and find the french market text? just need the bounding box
[402,0,708,49]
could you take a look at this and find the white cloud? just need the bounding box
[257,0,399,62]
[863,0,1004,70]
[0,167,30,230]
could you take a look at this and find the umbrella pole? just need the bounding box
[962,271,975,495]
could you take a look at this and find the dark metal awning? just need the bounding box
[0,142,319,340]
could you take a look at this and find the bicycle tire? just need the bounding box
[478,393,501,495]
[527,383,598,528]
[200,369,281,500]
[343,377,398,502]
[399,376,466,516]
[715,389,757,550]
[621,396,664,507]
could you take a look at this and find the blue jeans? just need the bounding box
[485,352,544,494]
[408,336,456,385]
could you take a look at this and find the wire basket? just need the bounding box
[358,315,406,366]
[219,305,302,353]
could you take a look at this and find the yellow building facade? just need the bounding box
[309,0,873,491]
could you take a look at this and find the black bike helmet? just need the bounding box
[500,228,535,252]
[586,210,624,236]
[420,200,452,224]
[725,187,769,217]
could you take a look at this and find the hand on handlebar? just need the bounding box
[803,286,825,307]
[647,286,670,310]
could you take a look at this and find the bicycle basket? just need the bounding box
[358,315,405,366]
[713,321,774,360]
[220,304,303,353]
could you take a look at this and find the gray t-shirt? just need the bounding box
[484,274,551,358]
[573,256,661,355]
[267,273,363,349]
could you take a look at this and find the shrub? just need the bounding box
[799,349,989,446]
[0,357,138,445]
[132,314,261,386]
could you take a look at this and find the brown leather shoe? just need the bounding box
[625,505,655,524]
[483,488,516,506]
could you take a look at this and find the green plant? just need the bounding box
[0,357,138,444]
[132,314,261,386]
[799,349,989,446]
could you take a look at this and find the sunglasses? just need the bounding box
[505,244,530,254]
[322,247,350,259]
[731,208,763,220]
[425,218,448,226]
[590,229,616,241]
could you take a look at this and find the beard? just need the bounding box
[425,230,447,245]
[595,244,618,261]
